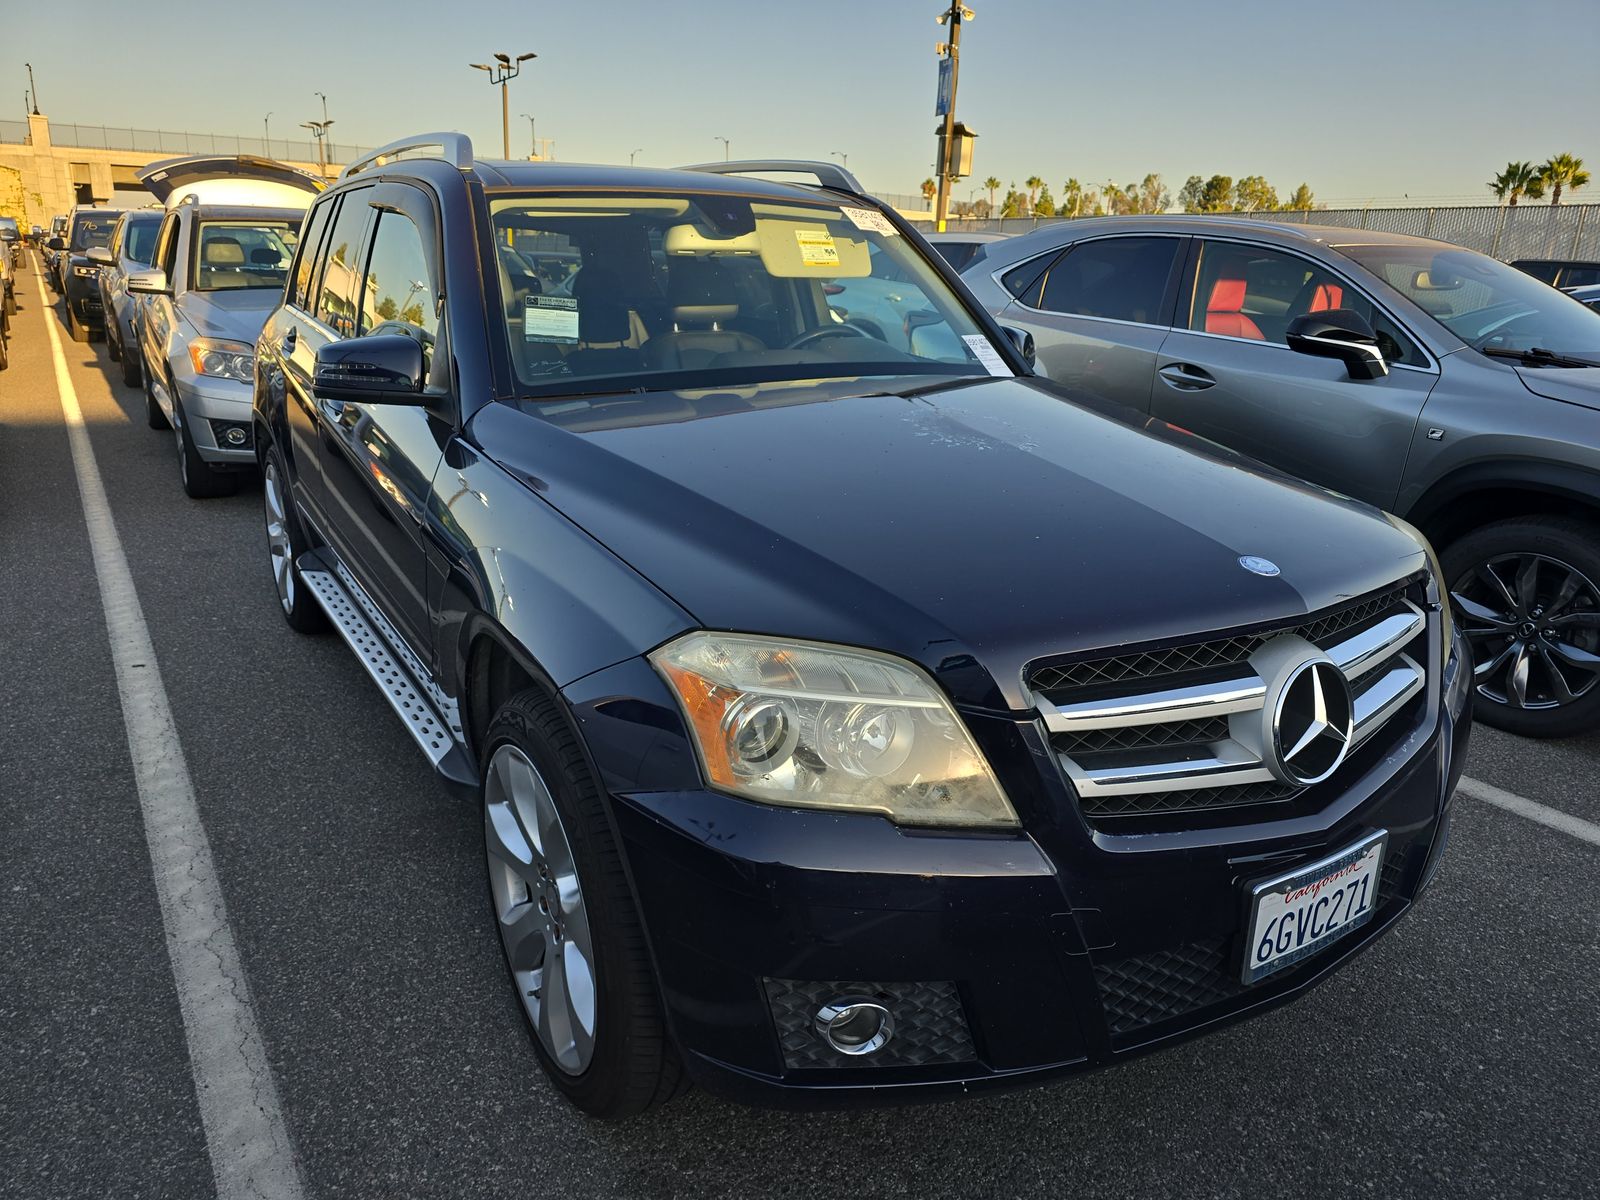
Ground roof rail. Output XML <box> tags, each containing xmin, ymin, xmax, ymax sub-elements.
<box><xmin>678</xmin><ymin>159</ymin><xmax>866</xmax><ymax>197</ymax></box>
<box><xmin>340</xmin><ymin>133</ymin><xmax>474</xmax><ymax>181</ymax></box>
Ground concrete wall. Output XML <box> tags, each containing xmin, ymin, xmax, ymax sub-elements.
<box><xmin>0</xmin><ymin>114</ymin><xmax>335</xmax><ymax>228</ymax></box>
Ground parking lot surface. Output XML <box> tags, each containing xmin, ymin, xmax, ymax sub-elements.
<box><xmin>3</xmin><ymin>254</ymin><xmax>1596</xmax><ymax>1199</ymax></box>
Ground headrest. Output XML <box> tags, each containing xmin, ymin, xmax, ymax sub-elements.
<box><xmin>1207</xmin><ymin>277</ymin><xmax>1247</xmax><ymax>313</ymax></box>
<box><xmin>580</xmin><ymin>298</ymin><xmax>632</xmax><ymax>345</ymax></box>
<box><xmin>668</xmin><ymin>259</ymin><xmax>739</xmax><ymax>328</ymax></box>
<box><xmin>249</xmin><ymin>247</ymin><xmax>279</xmax><ymax>266</ymax></box>
<box><xmin>204</xmin><ymin>238</ymin><xmax>245</xmax><ymax>266</ymax></box>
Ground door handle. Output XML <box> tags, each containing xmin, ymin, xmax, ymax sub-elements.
<box><xmin>1158</xmin><ymin>363</ymin><xmax>1216</xmax><ymax>390</ymax></box>
<box><xmin>318</xmin><ymin>398</ymin><xmax>345</xmax><ymax>423</ymax></box>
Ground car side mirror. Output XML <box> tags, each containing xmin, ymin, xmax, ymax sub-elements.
<box><xmin>313</xmin><ymin>334</ymin><xmax>427</xmax><ymax>404</ymax></box>
<box><xmin>47</xmin><ymin>237</ymin><xmax>65</xmax><ymax>251</ymax></box>
<box><xmin>86</xmin><ymin>246</ymin><xmax>113</xmax><ymax>266</ymax></box>
<box><xmin>1286</xmin><ymin>309</ymin><xmax>1388</xmax><ymax>380</ymax></box>
<box><xmin>126</xmin><ymin>268</ymin><xmax>171</xmax><ymax>295</ymax></box>
<box><xmin>1002</xmin><ymin>324</ymin><xmax>1037</xmax><ymax>370</ymax></box>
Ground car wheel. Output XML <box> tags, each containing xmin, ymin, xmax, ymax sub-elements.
<box><xmin>106</xmin><ymin>323</ymin><xmax>121</xmax><ymax>361</ymax></box>
<box><xmin>262</xmin><ymin>442</ymin><xmax>327</xmax><ymax>633</ymax></box>
<box><xmin>121</xmin><ymin>334</ymin><xmax>143</xmax><ymax>389</ymax></box>
<box><xmin>3</xmin><ymin>290</ymin><xmax>14</xmax><ymax>317</ymax></box>
<box><xmin>1443</xmin><ymin>516</ymin><xmax>1600</xmax><ymax>738</ymax></box>
<box><xmin>172</xmin><ymin>389</ymin><xmax>237</xmax><ymax>499</ymax></box>
<box><xmin>0</xmin><ymin>329</ymin><xmax>8</xmax><ymax>372</ymax></box>
<box><xmin>67</xmin><ymin>305</ymin><xmax>89</xmax><ymax>343</ymax></box>
<box><xmin>143</xmin><ymin>366</ymin><xmax>169</xmax><ymax>429</ymax></box>
<box><xmin>482</xmin><ymin>689</ymin><xmax>684</xmax><ymax>1118</ymax></box>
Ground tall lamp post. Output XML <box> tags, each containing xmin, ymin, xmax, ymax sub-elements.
<box><xmin>301</xmin><ymin>119</ymin><xmax>333</xmax><ymax>178</ymax></box>
<box><xmin>521</xmin><ymin>113</ymin><xmax>537</xmax><ymax>158</ymax></box>
<box><xmin>933</xmin><ymin>2</ymin><xmax>974</xmax><ymax>231</ymax></box>
<box><xmin>471</xmin><ymin>52</ymin><xmax>536</xmax><ymax>159</ymax></box>
<box><xmin>630</xmin><ymin>148</ymin><xmax>644</xmax><ymax>166</ymax></box>
<box><xmin>24</xmin><ymin>64</ymin><xmax>39</xmax><ymax>114</ymax></box>
<box><xmin>715</xmin><ymin>136</ymin><xmax>731</xmax><ymax>161</ymax></box>
<box><xmin>263</xmin><ymin>112</ymin><xmax>273</xmax><ymax>156</ymax></box>
<box><xmin>831</xmin><ymin>150</ymin><xmax>849</xmax><ymax>170</ymax></box>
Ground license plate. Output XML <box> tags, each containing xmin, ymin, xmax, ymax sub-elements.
<box><xmin>1242</xmin><ymin>831</ymin><xmax>1386</xmax><ymax>985</ymax></box>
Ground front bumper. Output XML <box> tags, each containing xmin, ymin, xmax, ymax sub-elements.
<box><xmin>567</xmin><ymin>626</ymin><xmax>1471</xmax><ymax>1109</ymax></box>
<box><xmin>173</xmin><ymin>372</ymin><xmax>256</xmax><ymax>464</ymax></box>
<box><xmin>66</xmin><ymin>275</ymin><xmax>104</xmax><ymax>326</ymax></box>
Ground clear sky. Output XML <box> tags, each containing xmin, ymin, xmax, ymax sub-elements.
<box><xmin>6</xmin><ymin>0</ymin><xmax>1598</xmax><ymax>205</ymax></box>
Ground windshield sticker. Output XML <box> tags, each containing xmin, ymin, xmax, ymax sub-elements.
<box><xmin>841</xmin><ymin>207</ymin><xmax>897</xmax><ymax>236</ymax></box>
<box><xmin>794</xmin><ymin>229</ymin><xmax>840</xmax><ymax>268</ymax></box>
<box><xmin>524</xmin><ymin>294</ymin><xmax>579</xmax><ymax>343</ymax></box>
<box><xmin>961</xmin><ymin>334</ymin><xmax>1014</xmax><ymax>377</ymax></box>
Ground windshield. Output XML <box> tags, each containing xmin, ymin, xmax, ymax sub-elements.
<box><xmin>124</xmin><ymin>215</ymin><xmax>161</xmax><ymax>266</ymax></box>
<box><xmin>1339</xmin><ymin>243</ymin><xmax>1600</xmax><ymax>361</ymax></box>
<box><xmin>71</xmin><ymin>213</ymin><xmax>122</xmax><ymax>251</ymax></box>
<box><xmin>488</xmin><ymin>191</ymin><xmax>1011</xmax><ymax>397</ymax></box>
<box><xmin>192</xmin><ymin>220</ymin><xmax>298</xmax><ymax>291</ymax></box>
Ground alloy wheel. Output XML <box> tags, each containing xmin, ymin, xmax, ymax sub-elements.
<box><xmin>484</xmin><ymin>745</ymin><xmax>598</xmax><ymax>1076</ymax></box>
<box><xmin>263</xmin><ymin>459</ymin><xmax>294</xmax><ymax>613</ymax></box>
<box><xmin>1452</xmin><ymin>552</ymin><xmax>1600</xmax><ymax>710</ymax></box>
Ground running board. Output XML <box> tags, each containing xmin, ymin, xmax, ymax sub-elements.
<box><xmin>295</xmin><ymin>549</ymin><xmax>476</xmax><ymax>793</ymax></box>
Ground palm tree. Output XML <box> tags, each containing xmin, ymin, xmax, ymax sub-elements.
<box><xmin>1062</xmin><ymin>178</ymin><xmax>1083</xmax><ymax>218</ymax></box>
<box><xmin>920</xmin><ymin>177</ymin><xmax>937</xmax><ymax>206</ymax></box>
<box><xmin>1539</xmin><ymin>153</ymin><xmax>1590</xmax><ymax>206</ymax></box>
<box><xmin>983</xmin><ymin>176</ymin><xmax>1000</xmax><ymax>213</ymax></box>
<box><xmin>1488</xmin><ymin>161</ymin><xmax>1545</xmax><ymax>206</ymax></box>
<box><xmin>1024</xmin><ymin>175</ymin><xmax>1044</xmax><ymax>215</ymax></box>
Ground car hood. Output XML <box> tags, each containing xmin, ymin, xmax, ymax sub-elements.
<box><xmin>472</xmin><ymin>377</ymin><xmax>1425</xmax><ymax>711</ymax></box>
<box><xmin>1514</xmin><ymin>365</ymin><xmax>1600</xmax><ymax>410</ymax></box>
<box><xmin>175</xmin><ymin>288</ymin><xmax>281</xmax><ymax>342</ymax></box>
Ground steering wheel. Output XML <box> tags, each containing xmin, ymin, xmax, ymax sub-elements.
<box><xmin>786</xmin><ymin>324</ymin><xmax>875</xmax><ymax>351</ymax></box>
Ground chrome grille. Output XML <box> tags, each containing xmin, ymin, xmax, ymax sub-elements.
<box><xmin>1032</xmin><ymin>581</ymin><xmax>1430</xmax><ymax>827</ymax></box>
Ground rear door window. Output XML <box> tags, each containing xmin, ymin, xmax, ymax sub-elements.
<box><xmin>1036</xmin><ymin>236</ymin><xmax>1181</xmax><ymax>325</ymax></box>
<box><xmin>289</xmin><ymin>198</ymin><xmax>335</xmax><ymax>310</ymax></box>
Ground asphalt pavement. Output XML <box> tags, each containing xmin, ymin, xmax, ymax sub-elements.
<box><xmin>2</xmin><ymin>253</ymin><xmax>1596</xmax><ymax>1199</ymax></box>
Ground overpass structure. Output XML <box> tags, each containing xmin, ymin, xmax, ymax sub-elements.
<box><xmin>0</xmin><ymin>113</ymin><xmax>367</xmax><ymax>224</ymax></box>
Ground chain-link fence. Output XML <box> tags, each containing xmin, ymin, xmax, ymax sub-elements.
<box><xmin>933</xmin><ymin>203</ymin><xmax>1600</xmax><ymax>263</ymax></box>
<box><xmin>0</xmin><ymin>119</ymin><xmax>374</xmax><ymax>168</ymax></box>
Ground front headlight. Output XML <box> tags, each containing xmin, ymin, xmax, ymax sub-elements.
<box><xmin>188</xmin><ymin>337</ymin><xmax>255</xmax><ymax>383</ymax></box>
<box><xmin>1385</xmin><ymin>513</ymin><xmax>1454</xmax><ymax>660</ymax></box>
<box><xmin>73</xmin><ymin>265</ymin><xmax>97</xmax><ymax>277</ymax></box>
<box><xmin>651</xmin><ymin>631</ymin><xmax>1019</xmax><ymax>828</ymax></box>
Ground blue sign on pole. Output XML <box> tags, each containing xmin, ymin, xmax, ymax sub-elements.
<box><xmin>935</xmin><ymin>57</ymin><xmax>953</xmax><ymax>116</ymax></box>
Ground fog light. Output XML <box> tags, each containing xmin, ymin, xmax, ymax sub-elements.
<box><xmin>223</xmin><ymin>426</ymin><xmax>247</xmax><ymax>446</ymax></box>
<box><xmin>813</xmin><ymin>997</ymin><xmax>894</xmax><ymax>1056</ymax></box>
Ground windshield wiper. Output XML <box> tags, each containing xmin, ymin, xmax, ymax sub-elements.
<box><xmin>1478</xmin><ymin>346</ymin><xmax>1600</xmax><ymax>369</ymax></box>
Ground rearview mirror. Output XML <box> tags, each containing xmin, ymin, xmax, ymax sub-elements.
<box><xmin>1286</xmin><ymin>309</ymin><xmax>1388</xmax><ymax>380</ymax></box>
<box><xmin>47</xmin><ymin>236</ymin><xmax>65</xmax><ymax>251</ymax></box>
<box><xmin>86</xmin><ymin>246</ymin><xmax>113</xmax><ymax>266</ymax></box>
<box><xmin>126</xmin><ymin>268</ymin><xmax>170</xmax><ymax>296</ymax></box>
<box><xmin>313</xmin><ymin>334</ymin><xmax>427</xmax><ymax>404</ymax></box>
<box><xmin>1411</xmin><ymin>269</ymin><xmax>1463</xmax><ymax>291</ymax></box>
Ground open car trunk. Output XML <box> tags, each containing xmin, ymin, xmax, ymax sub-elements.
<box><xmin>138</xmin><ymin>156</ymin><xmax>324</xmax><ymax>209</ymax></box>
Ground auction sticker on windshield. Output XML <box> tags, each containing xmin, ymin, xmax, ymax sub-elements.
<box><xmin>524</xmin><ymin>295</ymin><xmax>579</xmax><ymax>343</ymax></box>
<box><xmin>1242</xmin><ymin>831</ymin><xmax>1386</xmax><ymax>984</ymax></box>
<box><xmin>794</xmin><ymin>230</ymin><xmax>840</xmax><ymax>268</ymax></box>
<box><xmin>841</xmin><ymin>207</ymin><xmax>897</xmax><ymax>236</ymax></box>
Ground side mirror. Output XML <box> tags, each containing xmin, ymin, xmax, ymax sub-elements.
<box><xmin>1286</xmin><ymin>309</ymin><xmax>1388</xmax><ymax>380</ymax></box>
<box><xmin>313</xmin><ymin>334</ymin><xmax>427</xmax><ymax>404</ymax></box>
<box><xmin>1002</xmin><ymin>324</ymin><xmax>1037</xmax><ymax>370</ymax></box>
<box><xmin>127</xmin><ymin>268</ymin><xmax>171</xmax><ymax>296</ymax></box>
<box><xmin>86</xmin><ymin>246</ymin><xmax>113</xmax><ymax>266</ymax></box>
<box><xmin>47</xmin><ymin>236</ymin><xmax>65</xmax><ymax>251</ymax></box>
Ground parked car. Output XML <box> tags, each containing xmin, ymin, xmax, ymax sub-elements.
<box><xmin>57</xmin><ymin>207</ymin><xmax>125</xmax><ymax>341</ymax></box>
<box><xmin>923</xmin><ymin>229</ymin><xmax>1008</xmax><ymax>271</ymax></box>
<box><xmin>1512</xmin><ymin>258</ymin><xmax>1600</xmax><ymax>290</ymax></box>
<box><xmin>252</xmin><ymin>136</ymin><xmax>1468</xmax><ymax>1118</ymax></box>
<box><xmin>92</xmin><ymin>208</ymin><xmax>164</xmax><ymax>386</ymax></box>
<box><xmin>130</xmin><ymin>155</ymin><xmax>321</xmax><ymax>497</ymax></box>
<box><xmin>43</xmin><ymin>215</ymin><xmax>69</xmax><ymax>289</ymax></box>
<box><xmin>0</xmin><ymin>219</ymin><xmax>16</xmax><ymax>318</ymax></box>
<box><xmin>964</xmin><ymin>216</ymin><xmax>1600</xmax><ymax>737</ymax></box>
<box><xmin>1567</xmin><ymin>283</ymin><xmax>1600</xmax><ymax>313</ymax></box>
<box><xmin>0</xmin><ymin>216</ymin><xmax>20</xmax><ymax>271</ymax></box>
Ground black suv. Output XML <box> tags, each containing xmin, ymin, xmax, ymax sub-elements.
<box><xmin>253</xmin><ymin>134</ymin><xmax>1470</xmax><ymax>1117</ymax></box>
<box><xmin>52</xmin><ymin>207</ymin><xmax>124</xmax><ymax>342</ymax></box>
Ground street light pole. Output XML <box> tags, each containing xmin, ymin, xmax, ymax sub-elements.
<box><xmin>715</xmin><ymin>136</ymin><xmax>730</xmax><ymax>161</ymax></box>
<box><xmin>315</xmin><ymin>91</ymin><xmax>328</xmax><ymax>124</ymax></box>
<box><xmin>301</xmin><ymin>120</ymin><xmax>333</xmax><ymax>178</ymax></box>
<box><xmin>521</xmin><ymin>113</ymin><xmax>537</xmax><ymax>158</ymax></box>
<box><xmin>471</xmin><ymin>53</ymin><xmax>536</xmax><ymax>159</ymax></box>
<box><xmin>25</xmin><ymin>63</ymin><xmax>39</xmax><ymax>114</ymax></box>
<box><xmin>831</xmin><ymin>150</ymin><xmax>849</xmax><ymax>170</ymax></box>
<box><xmin>264</xmin><ymin>112</ymin><xmax>273</xmax><ymax>156</ymax></box>
<box><xmin>630</xmin><ymin>148</ymin><xmax>644</xmax><ymax>166</ymax></box>
<box><xmin>933</xmin><ymin>2</ymin><xmax>971</xmax><ymax>232</ymax></box>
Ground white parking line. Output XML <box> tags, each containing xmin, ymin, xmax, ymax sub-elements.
<box><xmin>35</xmin><ymin>261</ymin><xmax>304</xmax><ymax>1200</ymax></box>
<box><xmin>1457</xmin><ymin>775</ymin><xmax>1600</xmax><ymax>849</ymax></box>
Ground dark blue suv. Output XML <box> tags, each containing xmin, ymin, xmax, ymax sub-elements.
<box><xmin>252</xmin><ymin>133</ymin><xmax>1471</xmax><ymax>1117</ymax></box>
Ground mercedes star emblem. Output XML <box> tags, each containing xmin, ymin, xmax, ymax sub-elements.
<box><xmin>1239</xmin><ymin>556</ymin><xmax>1281</xmax><ymax>577</ymax></box>
<box><xmin>1272</xmin><ymin>659</ymin><xmax>1354</xmax><ymax>785</ymax></box>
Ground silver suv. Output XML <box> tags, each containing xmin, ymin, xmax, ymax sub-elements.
<box><xmin>963</xmin><ymin>216</ymin><xmax>1600</xmax><ymax>738</ymax></box>
<box><xmin>129</xmin><ymin>156</ymin><xmax>321</xmax><ymax>497</ymax></box>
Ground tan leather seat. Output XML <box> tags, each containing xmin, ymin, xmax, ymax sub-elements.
<box><xmin>642</xmin><ymin>260</ymin><xmax>765</xmax><ymax>371</ymax></box>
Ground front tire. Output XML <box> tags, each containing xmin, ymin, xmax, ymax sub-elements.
<box><xmin>67</xmin><ymin>305</ymin><xmax>89</xmax><ymax>343</ymax></box>
<box><xmin>482</xmin><ymin>689</ymin><xmax>683</xmax><ymax>1118</ymax></box>
<box><xmin>1442</xmin><ymin>516</ymin><xmax>1600</xmax><ymax>738</ymax></box>
<box><xmin>262</xmin><ymin>442</ymin><xmax>327</xmax><ymax>633</ymax></box>
<box><xmin>172</xmin><ymin>389</ymin><xmax>237</xmax><ymax>499</ymax></box>
<box><xmin>121</xmin><ymin>332</ymin><xmax>143</xmax><ymax>388</ymax></box>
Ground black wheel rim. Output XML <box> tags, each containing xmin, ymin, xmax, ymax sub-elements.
<box><xmin>1452</xmin><ymin>552</ymin><xmax>1600</xmax><ymax>711</ymax></box>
